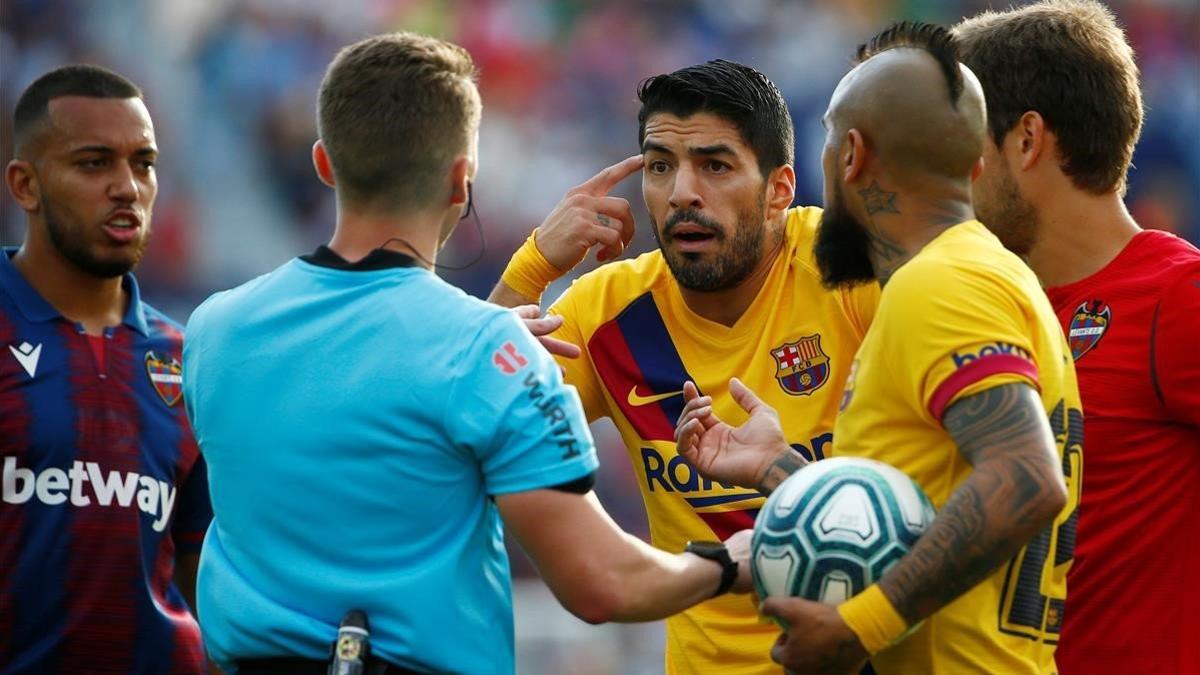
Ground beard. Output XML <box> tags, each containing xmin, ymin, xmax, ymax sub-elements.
<box><xmin>652</xmin><ymin>195</ymin><xmax>769</xmax><ymax>292</ymax></box>
<box><xmin>975</xmin><ymin>162</ymin><xmax>1039</xmax><ymax>256</ymax></box>
<box><xmin>43</xmin><ymin>196</ymin><xmax>146</xmax><ymax>279</ymax></box>
<box><xmin>814</xmin><ymin>181</ymin><xmax>876</xmax><ymax>289</ymax></box>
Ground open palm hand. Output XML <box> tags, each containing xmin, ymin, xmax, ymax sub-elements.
<box><xmin>675</xmin><ymin>378</ymin><xmax>793</xmax><ymax>491</ymax></box>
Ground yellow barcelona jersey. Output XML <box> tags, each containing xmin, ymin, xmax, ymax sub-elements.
<box><xmin>548</xmin><ymin>207</ymin><xmax>879</xmax><ymax>674</ymax></box>
<box><xmin>834</xmin><ymin>221</ymin><xmax>1083</xmax><ymax>674</ymax></box>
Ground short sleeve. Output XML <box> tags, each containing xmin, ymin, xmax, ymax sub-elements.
<box><xmin>883</xmin><ymin>260</ymin><xmax>1040</xmax><ymax>423</ymax></box>
<box><xmin>446</xmin><ymin>310</ymin><xmax>599</xmax><ymax>496</ymax></box>
<box><xmin>171</xmin><ymin>453</ymin><xmax>212</xmax><ymax>555</ymax></box>
<box><xmin>547</xmin><ymin>282</ymin><xmax>607</xmax><ymax>422</ymax></box>
<box><xmin>1152</xmin><ymin>265</ymin><xmax>1200</xmax><ymax>428</ymax></box>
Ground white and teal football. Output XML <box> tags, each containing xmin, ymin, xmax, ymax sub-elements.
<box><xmin>751</xmin><ymin>457</ymin><xmax>936</xmax><ymax>605</ymax></box>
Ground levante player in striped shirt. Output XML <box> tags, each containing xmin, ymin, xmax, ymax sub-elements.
<box><xmin>1</xmin><ymin>66</ymin><xmax>211</xmax><ymax>673</ymax></box>
<box><xmin>956</xmin><ymin>2</ymin><xmax>1200</xmax><ymax>673</ymax></box>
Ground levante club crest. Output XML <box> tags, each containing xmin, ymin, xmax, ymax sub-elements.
<box><xmin>1068</xmin><ymin>300</ymin><xmax>1111</xmax><ymax>361</ymax></box>
<box><xmin>771</xmin><ymin>335</ymin><xmax>830</xmax><ymax>396</ymax></box>
<box><xmin>145</xmin><ymin>351</ymin><xmax>183</xmax><ymax>407</ymax></box>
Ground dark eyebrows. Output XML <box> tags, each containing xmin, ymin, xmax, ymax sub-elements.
<box><xmin>69</xmin><ymin>144</ymin><xmax>158</xmax><ymax>158</ymax></box>
<box><xmin>70</xmin><ymin>145</ymin><xmax>115</xmax><ymax>155</ymax></box>
<box><xmin>689</xmin><ymin>144</ymin><xmax>735</xmax><ymax>158</ymax></box>
<box><xmin>641</xmin><ymin>141</ymin><xmax>737</xmax><ymax>158</ymax></box>
<box><xmin>641</xmin><ymin>140</ymin><xmax>671</xmax><ymax>155</ymax></box>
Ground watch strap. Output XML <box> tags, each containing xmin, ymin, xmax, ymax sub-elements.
<box><xmin>685</xmin><ymin>541</ymin><xmax>737</xmax><ymax>597</ymax></box>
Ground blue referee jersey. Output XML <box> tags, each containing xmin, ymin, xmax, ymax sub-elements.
<box><xmin>183</xmin><ymin>247</ymin><xmax>598</xmax><ymax>674</ymax></box>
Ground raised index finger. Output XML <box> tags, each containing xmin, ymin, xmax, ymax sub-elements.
<box><xmin>574</xmin><ymin>155</ymin><xmax>644</xmax><ymax>197</ymax></box>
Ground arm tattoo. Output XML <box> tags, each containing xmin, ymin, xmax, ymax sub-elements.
<box><xmin>756</xmin><ymin>448</ymin><xmax>806</xmax><ymax>495</ymax></box>
<box><xmin>877</xmin><ymin>383</ymin><xmax>1063</xmax><ymax>624</ymax></box>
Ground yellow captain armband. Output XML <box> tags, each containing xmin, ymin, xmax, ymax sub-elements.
<box><xmin>836</xmin><ymin>584</ymin><xmax>910</xmax><ymax>655</ymax></box>
<box><xmin>499</xmin><ymin>230</ymin><xmax>564</xmax><ymax>303</ymax></box>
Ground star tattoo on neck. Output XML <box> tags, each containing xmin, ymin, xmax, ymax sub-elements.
<box><xmin>859</xmin><ymin>180</ymin><xmax>900</xmax><ymax>215</ymax></box>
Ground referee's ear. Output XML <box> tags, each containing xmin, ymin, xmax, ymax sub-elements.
<box><xmin>447</xmin><ymin>154</ymin><xmax>471</xmax><ymax>210</ymax></box>
<box><xmin>312</xmin><ymin>139</ymin><xmax>336</xmax><ymax>188</ymax></box>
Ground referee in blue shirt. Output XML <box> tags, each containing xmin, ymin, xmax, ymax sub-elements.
<box><xmin>182</xmin><ymin>32</ymin><xmax>752</xmax><ymax>675</ymax></box>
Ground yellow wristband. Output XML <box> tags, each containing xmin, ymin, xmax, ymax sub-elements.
<box><xmin>836</xmin><ymin>584</ymin><xmax>909</xmax><ymax>654</ymax></box>
<box><xmin>499</xmin><ymin>231</ymin><xmax>563</xmax><ymax>303</ymax></box>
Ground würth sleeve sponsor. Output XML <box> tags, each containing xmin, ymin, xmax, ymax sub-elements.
<box><xmin>1151</xmin><ymin>267</ymin><xmax>1200</xmax><ymax>428</ymax></box>
<box><xmin>446</xmin><ymin>311</ymin><xmax>598</xmax><ymax>496</ymax></box>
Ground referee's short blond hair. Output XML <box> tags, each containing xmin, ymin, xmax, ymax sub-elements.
<box><xmin>317</xmin><ymin>32</ymin><xmax>481</xmax><ymax>211</ymax></box>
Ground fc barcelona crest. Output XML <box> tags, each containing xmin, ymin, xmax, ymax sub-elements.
<box><xmin>771</xmin><ymin>335</ymin><xmax>830</xmax><ymax>396</ymax></box>
<box><xmin>145</xmin><ymin>351</ymin><xmax>183</xmax><ymax>407</ymax></box>
<box><xmin>1068</xmin><ymin>300</ymin><xmax>1111</xmax><ymax>361</ymax></box>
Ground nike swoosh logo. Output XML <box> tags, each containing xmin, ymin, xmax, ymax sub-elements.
<box><xmin>9</xmin><ymin>342</ymin><xmax>42</xmax><ymax>378</ymax></box>
<box><xmin>627</xmin><ymin>386</ymin><xmax>685</xmax><ymax>407</ymax></box>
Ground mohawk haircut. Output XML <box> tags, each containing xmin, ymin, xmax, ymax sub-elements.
<box><xmin>855</xmin><ymin>21</ymin><xmax>964</xmax><ymax>107</ymax></box>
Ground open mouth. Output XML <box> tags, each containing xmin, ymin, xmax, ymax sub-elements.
<box><xmin>673</xmin><ymin>231</ymin><xmax>714</xmax><ymax>243</ymax></box>
<box><xmin>668</xmin><ymin>222</ymin><xmax>719</xmax><ymax>250</ymax></box>
<box><xmin>102</xmin><ymin>212</ymin><xmax>142</xmax><ymax>243</ymax></box>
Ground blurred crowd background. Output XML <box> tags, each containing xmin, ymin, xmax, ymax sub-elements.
<box><xmin>2</xmin><ymin>0</ymin><xmax>1197</xmax><ymax>672</ymax></box>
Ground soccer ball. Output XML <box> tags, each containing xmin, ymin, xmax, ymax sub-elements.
<box><xmin>751</xmin><ymin>457</ymin><xmax>935</xmax><ymax>605</ymax></box>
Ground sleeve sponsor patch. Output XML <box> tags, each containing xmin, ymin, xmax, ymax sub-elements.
<box><xmin>491</xmin><ymin>341</ymin><xmax>529</xmax><ymax>375</ymax></box>
<box><xmin>520</xmin><ymin>371</ymin><xmax>583</xmax><ymax>460</ymax></box>
<box><xmin>929</xmin><ymin>341</ymin><xmax>1039</xmax><ymax>421</ymax></box>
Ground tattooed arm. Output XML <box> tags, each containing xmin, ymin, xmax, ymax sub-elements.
<box><xmin>877</xmin><ymin>382</ymin><xmax>1067</xmax><ymax>624</ymax></box>
<box><xmin>757</xmin><ymin>450</ymin><xmax>807</xmax><ymax>494</ymax></box>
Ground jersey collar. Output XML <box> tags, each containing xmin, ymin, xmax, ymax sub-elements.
<box><xmin>300</xmin><ymin>245</ymin><xmax>421</xmax><ymax>271</ymax></box>
<box><xmin>1</xmin><ymin>247</ymin><xmax>150</xmax><ymax>336</ymax></box>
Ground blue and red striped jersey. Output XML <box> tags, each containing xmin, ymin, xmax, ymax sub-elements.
<box><xmin>0</xmin><ymin>248</ymin><xmax>212</xmax><ymax>674</ymax></box>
